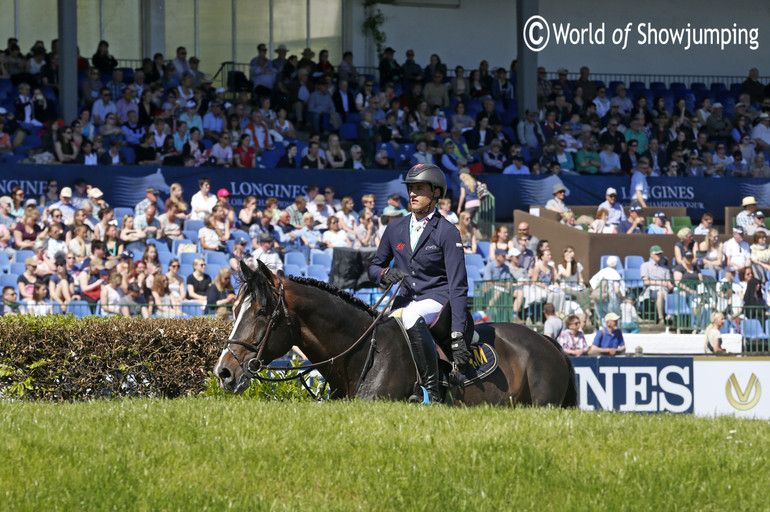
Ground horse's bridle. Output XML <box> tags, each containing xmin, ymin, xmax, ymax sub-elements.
<box><xmin>222</xmin><ymin>276</ymin><xmax>401</xmax><ymax>393</ymax></box>
<box><xmin>223</xmin><ymin>279</ymin><xmax>291</xmax><ymax>380</ymax></box>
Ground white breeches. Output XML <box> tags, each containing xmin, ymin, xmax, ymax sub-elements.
<box><xmin>402</xmin><ymin>298</ymin><xmax>443</xmax><ymax>330</ymax></box>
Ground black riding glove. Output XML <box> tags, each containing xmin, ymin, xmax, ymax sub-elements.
<box><xmin>450</xmin><ymin>331</ymin><xmax>471</xmax><ymax>371</ymax></box>
<box><xmin>382</xmin><ymin>267</ymin><xmax>408</xmax><ymax>285</ymax></box>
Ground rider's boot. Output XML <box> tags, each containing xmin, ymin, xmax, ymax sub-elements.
<box><xmin>406</xmin><ymin>317</ymin><xmax>440</xmax><ymax>404</ymax></box>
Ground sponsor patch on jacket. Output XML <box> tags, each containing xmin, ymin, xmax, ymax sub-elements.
<box><xmin>455</xmin><ymin>242</ymin><xmax>462</xmax><ymax>247</ymax></box>
<box><xmin>396</xmin><ymin>243</ymin><xmax>405</xmax><ymax>250</ymax></box>
<box><xmin>425</xmin><ymin>244</ymin><xmax>439</xmax><ymax>251</ymax></box>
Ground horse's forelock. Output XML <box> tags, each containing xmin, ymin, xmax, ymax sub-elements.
<box><xmin>237</xmin><ymin>268</ymin><xmax>276</xmax><ymax>311</ymax></box>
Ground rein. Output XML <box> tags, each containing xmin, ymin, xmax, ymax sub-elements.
<box><xmin>223</xmin><ymin>276</ymin><xmax>402</xmax><ymax>398</ymax></box>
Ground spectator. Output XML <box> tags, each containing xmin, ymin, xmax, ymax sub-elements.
<box><xmin>134</xmin><ymin>205</ymin><xmax>163</xmax><ymax>244</ymax></box>
<box><xmin>298</xmin><ymin>212</ymin><xmax>324</xmax><ymax>251</ymax></box>
<box><xmin>24</xmin><ymin>282</ymin><xmax>52</xmax><ymax>316</ymax></box>
<box><xmin>647</xmin><ymin>211</ymin><xmax>673</xmax><ymax>235</ymax></box>
<box><xmin>190</xmin><ymin>177</ymin><xmax>217</xmax><ymax>221</ymax></box>
<box><xmin>589</xmin><ymin>312</ymin><xmax>626</xmax><ymax>355</ymax></box>
<box><xmin>750</xmin><ymin>231</ymin><xmax>770</xmax><ymax>280</ymax></box>
<box><xmin>99</xmin><ymin>139</ymin><xmax>125</xmax><ymax>165</ymax></box>
<box><xmin>588</xmin><ymin>209</ymin><xmax>615</xmax><ymax>234</ymax></box>
<box><xmin>199</xmin><ymin>213</ymin><xmax>227</xmax><ymax>252</ymax></box>
<box><xmin>307</xmin><ymin>80</ymin><xmax>340</xmax><ymax>133</ymax></box>
<box><xmin>575</xmin><ymin>137</ymin><xmax>601</xmax><ymax>174</ymax></box>
<box><xmin>739</xmin><ymin>265</ymin><xmax>765</xmax><ymax>322</ymax></box>
<box><xmin>119</xmin><ymin>214</ymin><xmax>145</xmax><ymax>253</ymax></box>
<box><xmin>542</xmin><ymin>302</ymin><xmax>564</xmax><ymax>339</ymax></box>
<box><xmin>706</xmin><ymin>103</ymin><xmax>732</xmax><ymax>141</ymax></box>
<box><xmin>517</xmin><ymin>110</ymin><xmax>545</xmax><ymax>160</ymax></box>
<box><xmin>186</xmin><ymin>258</ymin><xmax>211</xmax><ymax>307</ymax></box>
<box><xmin>1</xmin><ymin>286</ymin><xmax>21</xmax><ymax>316</ymax></box>
<box><xmin>456</xmin><ymin>169</ymin><xmax>483</xmax><ymax>221</ymax></box>
<box><xmin>557</xmin><ymin>314</ymin><xmax>588</xmax><ymax>356</ymax></box>
<box><xmin>545</xmin><ymin>183</ymin><xmax>569</xmax><ymax>213</ymax></box>
<box><xmin>483</xmin><ymin>248</ymin><xmax>513</xmax><ymax>281</ymax></box>
<box><xmin>723</xmin><ymin>226</ymin><xmax>751</xmax><ymax>271</ymax></box>
<box><xmin>353</xmin><ymin>210</ymin><xmax>379</xmax><ymax>250</ymax></box>
<box><xmin>152</xmin><ymin>274</ymin><xmax>182</xmax><ymax>318</ymax></box>
<box><xmin>301</xmin><ymin>140</ymin><xmax>327</xmax><ymax>169</ymax></box>
<box><xmin>458</xmin><ymin>211</ymin><xmax>477</xmax><ymax>255</ymax></box>
<box><xmin>673</xmin><ymin>227</ymin><xmax>697</xmax><ymax>265</ymax></box>
<box><xmin>698</xmin><ymin>228</ymin><xmax>724</xmax><ymax>271</ymax></box>
<box><xmin>252</xmin><ymin>233</ymin><xmax>283</xmax><ymax>272</ymax></box>
<box><xmin>323</xmin><ymin>216</ymin><xmax>351</xmax><ymax>248</ymax></box>
<box><xmin>704</xmin><ymin>312</ymin><xmax>727</xmax><ymax>353</ymax></box>
<box><xmin>165</xmin><ymin>258</ymin><xmax>186</xmax><ymax>301</ymax></box>
<box><xmin>210</xmin><ymin>133</ymin><xmax>234</xmax><ymax>166</ymax></box>
<box><xmin>13</xmin><ymin>205</ymin><xmax>42</xmax><ymax>251</ymax></box>
<box><xmin>640</xmin><ymin>245</ymin><xmax>673</xmax><ymax>325</ymax></box>
<box><xmin>629</xmin><ymin>158</ymin><xmax>651</xmax><ymax>208</ymax></box>
<box><xmin>589</xmin><ymin>254</ymin><xmax>624</xmax><ymax>317</ymax></box>
<box><xmin>78</xmin><ymin>258</ymin><xmax>105</xmax><ymax>311</ymax></box>
<box><xmin>693</xmin><ymin>212</ymin><xmax>714</xmax><ymax>236</ymax></box>
<box><xmin>620</xmin><ymin>293</ymin><xmax>642</xmax><ymax>334</ymax></box>
<box><xmin>735</xmin><ymin>196</ymin><xmax>757</xmax><ymax>230</ymax></box>
<box><xmin>746</xmin><ymin>211</ymin><xmax>770</xmax><ymax>237</ymax></box>
<box><xmin>99</xmin><ymin>272</ymin><xmax>123</xmax><ymax>317</ymax></box>
<box><xmin>91</xmin><ymin>87</ymin><xmax>116</xmax><ymax>126</ymax></box>
<box><xmin>502</xmin><ymin>154</ymin><xmax>530</xmax><ymax>175</ymax></box>
<box><xmin>120</xmin><ymin>282</ymin><xmax>150</xmax><ymax>319</ymax></box>
<box><xmin>378</xmin><ymin>47</ymin><xmax>402</xmax><ymax>85</ymax></box>
<box><xmin>673</xmin><ymin>250</ymin><xmax>702</xmax><ymax>302</ymax></box>
<box><xmin>597</xmin><ymin>187</ymin><xmax>625</xmax><ymax>226</ymax></box>
<box><xmin>206</xmin><ymin>267</ymin><xmax>236</xmax><ymax>319</ymax></box>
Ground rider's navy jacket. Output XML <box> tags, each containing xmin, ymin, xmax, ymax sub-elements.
<box><xmin>369</xmin><ymin>210</ymin><xmax>469</xmax><ymax>332</ymax></box>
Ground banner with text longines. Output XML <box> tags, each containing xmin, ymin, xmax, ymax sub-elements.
<box><xmin>573</xmin><ymin>356</ymin><xmax>770</xmax><ymax>419</ymax></box>
<box><xmin>0</xmin><ymin>164</ymin><xmax>764</xmax><ymax>221</ymax></box>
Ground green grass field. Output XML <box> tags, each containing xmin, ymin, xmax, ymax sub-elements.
<box><xmin>1</xmin><ymin>399</ymin><xmax>768</xmax><ymax>511</ymax></box>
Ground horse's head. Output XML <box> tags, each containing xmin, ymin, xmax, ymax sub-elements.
<box><xmin>214</xmin><ymin>259</ymin><xmax>295</xmax><ymax>393</ymax></box>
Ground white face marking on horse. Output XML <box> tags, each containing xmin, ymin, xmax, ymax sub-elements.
<box><xmin>215</xmin><ymin>295</ymin><xmax>252</xmax><ymax>376</ymax></box>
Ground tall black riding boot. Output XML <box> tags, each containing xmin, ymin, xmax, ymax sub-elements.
<box><xmin>406</xmin><ymin>318</ymin><xmax>440</xmax><ymax>404</ymax></box>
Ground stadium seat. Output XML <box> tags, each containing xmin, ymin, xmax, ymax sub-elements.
<box><xmin>465</xmin><ymin>264</ymin><xmax>483</xmax><ymax>280</ymax></box>
<box><xmin>306</xmin><ymin>264</ymin><xmax>329</xmax><ymax>282</ymax></box>
<box><xmin>179</xmin><ymin>263</ymin><xmax>194</xmax><ymax>277</ymax></box>
<box><xmin>13</xmin><ymin>249</ymin><xmax>34</xmax><ymax>264</ymax></box>
<box><xmin>701</xmin><ymin>268</ymin><xmax>716</xmax><ymax>280</ymax></box>
<box><xmin>184</xmin><ymin>219</ymin><xmax>205</xmax><ymax>232</ymax></box>
<box><xmin>340</xmin><ymin>123</ymin><xmax>357</xmax><ymax>141</ymax></box>
<box><xmin>181</xmin><ymin>230</ymin><xmax>200</xmax><ymax>245</ymax></box>
<box><xmin>0</xmin><ymin>273</ymin><xmax>19</xmax><ymax>291</ymax></box>
<box><xmin>180</xmin><ymin>252</ymin><xmax>203</xmax><ymax>266</ymax></box>
<box><xmin>669</xmin><ymin>82</ymin><xmax>686</xmax><ymax>91</ymax></box>
<box><xmin>172</xmin><ymin>238</ymin><xmax>194</xmax><ymax>256</ymax></box>
<box><xmin>464</xmin><ymin>253</ymin><xmax>484</xmax><ymax>269</ymax></box>
<box><xmin>260</xmin><ymin>149</ymin><xmax>282</xmax><ymax>168</ymax></box>
<box><xmin>0</xmin><ymin>251</ymin><xmax>9</xmax><ymax>273</ymax></box>
<box><xmin>181</xmin><ymin>301</ymin><xmax>204</xmax><ymax>317</ymax></box>
<box><xmin>9</xmin><ymin>262</ymin><xmax>25</xmax><ymax>275</ymax></box>
<box><xmin>310</xmin><ymin>251</ymin><xmax>332</xmax><ymax>271</ymax></box>
<box><xmin>476</xmin><ymin>241</ymin><xmax>490</xmax><ymax>263</ymax></box>
<box><xmin>467</xmin><ymin>277</ymin><xmax>476</xmax><ymax>297</ymax></box>
<box><xmin>600</xmin><ymin>255</ymin><xmax>622</xmax><ymax>270</ymax></box>
<box><xmin>650</xmin><ymin>81</ymin><xmax>666</xmax><ymax>90</ymax></box>
<box><xmin>665</xmin><ymin>293</ymin><xmax>693</xmax><ymax>331</ymax></box>
<box><xmin>710</xmin><ymin>82</ymin><xmax>727</xmax><ymax>93</ymax></box>
<box><xmin>624</xmin><ymin>255</ymin><xmax>645</xmax><ymax>270</ymax></box>
<box><xmin>204</xmin><ymin>250</ymin><xmax>229</xmax><ymax>267</ymax></box>
<box><xmin>114</xmin><ymin>207</ymin><xmax>134</xmax><ymax>228</ymax></box>
<box><xmin>230</xmin><ymin>229</ymin><xmax>249</xmax><ymax>241</ymax></box>
<box><xmin>120</xmin><ymin>147</ymin><xmax>136</xmax><ymax>165</ymax></box>
<box><xmin>283</xmin><ymin>263</ymin><xmax>303</xmax><ymax>277</ymax></box>
<box><xmin>690</xmin><ymin>82</ymin><xmax>707</xmax><ymax>92</ymax></box>
<box><xmin>672</xmin><ymin>216</ymin><xmax>692</xmax><ymax>229</ymax></box>
<box><xmin>284</xmin><ymin>252</ymin><xmax>308</xmax><ymax>274</ymax></box>
<box><xmin>741</xmin><ymin>319</ymin><xmax>765</xmax><ymax>340</ymax></box>
<box><xmin>67</xmin><ymin>300</ymin><xmax>92</xmax><ymax>319</ymax></box>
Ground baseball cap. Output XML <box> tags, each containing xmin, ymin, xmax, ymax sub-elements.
<box><xmin>508</xmin><ymin>248</ymin><xmax>521</xmax><ymax>258</ymax></box>
<box><xmin>216</xmin><ymin>188</ymin><xmax>231</xmax><ymax>197</ymax></box>
<box><xmin>25</xmin><ymin>198</ymin><xmax>37</xmax><ymax>207</ymax></box>
<box><xmin>605</xmin><ymin>312</ymin><xmax>620</xmax><ymax>323</ymax></box>
<box><xmin>121</xmin><ymin>251</ymin><xmax>134</xmax><ymax>259</ymax></box>
<box><xmin>235</xmin><ymin>237</ymin><xmax>248</xmax><ymax>245</ymax></box>
<box><xmin>553</xmin><ymin>183</ymin><xmax>566</xmax><ymax>194</ymax></box>
<box><xmin>88</xmin><ymin>187</ymin><xmax>103</xmax><ymax>199</ymax></box>
<box><xmin>60</xmin><ymin>187</ymin><xmax>72</xmax><ymax>197</ymax></box>
<box><xmin>733</xmin><ymin>226</ymin><xmax>745</xmax><ymax>234</ymax></box>
<box><xmin>649</xmin><ymin>245</ymin><xmax>663</xmax><ymax>254</ymax></box>
<box><xmin>654</xmin><ymin>211</ymin><xmax>666</xmax><ymax>219</ymax></box>
<box><xmin>630</xmin><ymin>204</ymin><xmax>642</xmax><ymax>213</ymax></box>
<box><xmin>314</xmin><ymin>195</ymin><xmax>326</xmax><ymax>205</ymax></box>
<box><xmin>127</xmin><ymin>283</ymin><xmax>141</xmax><ymax>293</ymax></box>
<box><xmin>494</xmin><ymin>248</ymin><xmax>507</xmax><ymax>256</ymax></box>
<box><xmin>259</xmin><ymin>232</ymin><xmax>273</xmax><ymax>243</ymax></box>
<box><xmin>146</xmin><ymin>187</ymin><xmax>159</xmax><ymax>195</ymax></box>
<box><xmin>185</xmin><ymin>100</ymin><xmax>197</xmax><ymax>109</ymax></box>
<box><xmin>384</xmin><ymin>47</ymin><xmax>395</xmax><ymax>54</ymax></box>
<box><xmin>606</xmin><ymin>187</ymin><xmax>617</xmax><ymax>196</ymax></box>
<box><xmin>712</xmin><ymin>102</ymin><xmax>723</xmax><ymax>109</ymax></box>
<box><xmin>753</xmin><ymin>211</ymin><xmax>765</xmax><ymax>218</ymax></box>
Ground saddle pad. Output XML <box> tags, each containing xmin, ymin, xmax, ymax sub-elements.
<box><xmin>439</xmin><ymin>343</ymin><xmax>498</xmax><ymax>388</ymax></box>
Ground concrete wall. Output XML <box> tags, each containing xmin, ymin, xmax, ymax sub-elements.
<box><xmin>349</xmin><ymin>0</ymin><xmax>769</xmax><ymax>76</ymax></box>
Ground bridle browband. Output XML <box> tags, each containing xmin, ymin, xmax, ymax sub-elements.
<box><xmin>222</xmin><ymin>274</ymin><xmax>400</xmax><ymax>395</ymax></box>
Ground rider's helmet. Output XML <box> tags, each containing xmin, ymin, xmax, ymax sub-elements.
<box><xmin>401</xmin><ymin>163</ymin><xmax>447</xmax><ymax>200</ymax></box>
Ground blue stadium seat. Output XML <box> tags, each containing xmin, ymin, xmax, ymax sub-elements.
<box><xmin>476</xmin><ymin>241</ymin><xmax>490</xmax><ymax>263</ymax></box>
<box><xmin>729</xmin><ymin>83</ymin><xmax>742</xmax><ymax>97</ymax></box>
<box><xmin>710</xmin><ymin>82</ymin><xmax>727</xmax><ymax>93</ymax></box>
<box><xmin>181</xmin><ymin>301</ymin><xmax>204</xmax><ymax>317</ymax></box>
<box><xmin>701</xmin><ymin>268</ymin><xmax>716</xmax><ymax>280</ymax></box>
<box><xmin>204</xmin><ymin>250</ymin><xmax>229</xmax><ymax>267</ymax></box>
<box><xmin>283</xmin><ymin>263</ymin><xmax>303</xmax><ymax>277</ymax></box>
<box><xmin>690</xmin><ymin>82</ymin><xmax>707</xmax><ymax>92</ymax></box>
<box><xmin>669</xmin><ymin>82</ymin><xmax>686</xmax><ymax>91</ymax></box>
<box><xmin>467</xmin><ymin>277</ymin><xmax>476</xmax><ymax>297</ymax></box>
<box><xmin>465</xmin><ymin>264</ymin><xmax>483</xmax><ymax>280</ymax></box>
<box><xmin>742</xmin><ymin>319</ymin><xmax>765</xmax><ymax>340</ymax></box>
<box><xmin>180</xmin><ymin>252</ymin><xmax>203</xmax><ymax>266</ymax></box>
<box><xmin>0</xmin><ymin>252</ymin><xmax>9</xmax><ymax>273</ymax></box>
<box><xmin>628</xmin><ymin>81</ymin><xmax>645</xmax><ymax>91</ymax></box>
<box><xmin>284</xmin><ymin>252</ymin><xmax>308</xmax><ymax>274</ymax></box>
<box><xmin>0</xmin><ymin>273</ymin><xmax>19</xmax><ymax>291</ymax></box>
<box><xmin>120</xmin><ymin>147</ymin><xmax>135</xmax><ymax>165</ymax></box>
<box><xmin>183</xmin><ymin>219</ymin><xmax>205</xmax><ymax>232</ymax></box>
<box><xmin>147</xmin><ymin>239</ymin><xmax>170</xmax><ymax>253</ymax></box>
<box><xmin>261</xmin><ymin>149</ymin><xmax>282</xmax><ymax>168</ymax></box>
<box><xmin>600</xmin><ymin>255</ymin><xmax>623</xmax><ymax>270</ymax></box>
<box><xmin>340</xmin><ymin>123</ymin><xmax>357</xmax><ymax>140</ymax></box>
<box><xmin>201</xmin><ymin>138</ymin><xmax>213</xmax><ymax>150</ymax></box>
<box><xmin>306</xmin><ymin>264</ymin><xmax>329</xmax><ymax>282</ymax></box>
<box><xmin>9</xmin><ymin>262</ymin><xmax>25</xmax><ymax>275</ymax></box>
<box><xmin>181</xmin><ymin>230</ymin><xmax>200</xmax><ymax>245</ymax></box>
<box><xmin>13</xmin><ymin>250</ymin><xmax>34</xmax><ymax>264</ymax></box>
<box><xmin>310</xmin><ymin>251</ymin><xmax>332</xmax><ymax>272</ymax></box>
<box><xmin>464</xmin><ymin>253</ymin><xmax>484</xmax><ymax>268</ymax></box>
<box><xmin>114</xmin><ymin>207</ymin><xmax>134</xmax><ymax>228</ymax></box>
<box><xmin>624</xmin><ymin>255</ymin><xmax>645</xmax><ymax>270</ymax></box>
<box><xmin>67</xmin><ymin>300</ymin><xmax>92</xmax><ymax>319</ymax></box>
<box><xmin>649</xmin><ymin>81</ymin><xmax>666</xmax><ymax>90</ymax></box>
<box><xmin>230</xmin><ymin>229</ymin><xmax>249</xmax><ymax>241</ymax></box>
<box><xmin>172</xmin><ymin>238</ymin><xmax>194</xmax><ymax>256</ymax></box>
<box><xmin>624</xmin><ymin>268</ymin><xmax>643</xmax><ymax>289</ymax></box>
<box><xmin>179</xmin><ymin>263</ymin><xmax>194</xmax><ymax>278</ymax></box>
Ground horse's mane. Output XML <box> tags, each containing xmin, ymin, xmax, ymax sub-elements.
<box><xmin>287</xmin><ymin>275</ymin><xmax>378</xmax><ymax>317</ymax></box>
<box><xmin>237</xmin><ymin>270</ymin><xmax>377</xmax><ymax>318</ymax></box>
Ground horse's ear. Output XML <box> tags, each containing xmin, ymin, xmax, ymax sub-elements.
<box><xmin>239</xmin><ymin>259</ymin><xmax>254</xmax><ymax>280</ymax></box>
<box><xmin>254</xmin><ymin>259</ymin><xmax>275</xmax><ymax>282</ymax></box>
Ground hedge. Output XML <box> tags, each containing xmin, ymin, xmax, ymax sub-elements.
<box><xmin>0</xmin><ymin>315</ymin><xmax>231</xmax><ymax>400</ymax></box>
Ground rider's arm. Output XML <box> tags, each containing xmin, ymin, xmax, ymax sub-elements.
<box><xmin>442</xmin><ymin>221</ymin><xmax>469</xmax><ymax>333</ymax></box>
<box><xmin>368</xmin><ymin>221</ymin><xmax>397</xmax><ymax>284</ymax></box>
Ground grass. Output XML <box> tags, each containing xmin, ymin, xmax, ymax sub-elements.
<box><xmin>1</xmin><ymin>399</ymin><xmax>768</xmax><ymax>511</ymax></box>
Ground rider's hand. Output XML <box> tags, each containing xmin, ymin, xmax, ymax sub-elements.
<box><xmin>450</xmin><ymin>331</ymin><xmax>471</xmax><ymax>371</ymax></box>
<box><xmin>382</xmin><ymin>267</ymin><xmax>408</xmax><ymax>285</ymax></box>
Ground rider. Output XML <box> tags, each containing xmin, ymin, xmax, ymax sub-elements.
<box><xmin>368</xmin><ymin>163</ymin><xmax>471</xmax><ymax>404</ymax></box>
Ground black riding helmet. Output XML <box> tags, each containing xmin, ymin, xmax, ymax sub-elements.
<box><xmin>401</xmin><ymin>163</ymin><xmax>447</xmax><ymax>200</ymax></box>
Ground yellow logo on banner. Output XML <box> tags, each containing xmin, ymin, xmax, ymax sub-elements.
<box><xmin>725</xmin><ymin>373</ymin><xmax>761</xmax><ymax>411</ymax></box>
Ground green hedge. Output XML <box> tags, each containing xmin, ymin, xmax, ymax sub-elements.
<box><xmin>0</xmin><ymin>315</ymin><xmax>230</xmax><ymax>400</ymax></box>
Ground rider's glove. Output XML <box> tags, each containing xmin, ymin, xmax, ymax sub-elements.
<box><xmin>381</xmin><ymin>267</ymin><xmax>408</xmax><ymax>285</ymax></box>
<box><xmin>450</xmin><ymin>331</ymin><xmax>471</xmax><ymax>371</ymax></box>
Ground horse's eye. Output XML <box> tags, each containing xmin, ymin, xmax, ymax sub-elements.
<box><xmin>256</xmin><ymin>309</ymin><xmax>268</xmax><ymax>318</ymax></box>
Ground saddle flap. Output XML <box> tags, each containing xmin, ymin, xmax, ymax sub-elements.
<box><xmin>438</xmin><ymin>343</ymin><xmax>499</xmax><ymax>388</ymax></box>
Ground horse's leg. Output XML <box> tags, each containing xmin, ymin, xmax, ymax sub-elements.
<box><xmin>523</xmin><ymin>336</ymin><xmax>572</xmax><ymax>406</ymax></box>
<box><xmin>353</xmin><ymin>323</ymin><xmax>415</xmax><ymax>401</ymax></box>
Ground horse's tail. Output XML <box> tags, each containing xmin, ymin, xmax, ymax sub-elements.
<box><xmin>543</xmin><ymin>335</ymin><xmax>578</xmax><ymax>408</ymax></box>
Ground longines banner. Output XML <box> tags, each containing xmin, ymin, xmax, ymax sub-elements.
<box><xmin>573</xmin><ymin>356</ymin><xmax>770</xmax><ymax>419</ymax></box>
<box><xmin>0</xmin><ymin>164</ymin><xmax>763</xmax><ymax>222</ymax></box>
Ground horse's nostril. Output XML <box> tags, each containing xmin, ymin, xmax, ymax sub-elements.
<box><xmin>219</xmin><ymin>367</ymin><xmax>231</xmax><ymax>380</ymax></box>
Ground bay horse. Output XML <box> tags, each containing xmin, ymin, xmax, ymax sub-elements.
<box><xmin>214</xmin><ymin>260</ymin><xmax>577</xmax><ymax>407</ymax></box>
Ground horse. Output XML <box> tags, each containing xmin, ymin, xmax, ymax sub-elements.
<box><xmin>214</xmin><ymin>260</ymin><xmax>577</xmax><ymax>407</ymax></box>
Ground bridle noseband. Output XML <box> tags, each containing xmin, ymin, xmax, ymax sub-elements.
<box><xmin>223</xmin><ymin>279</ymin><xmax>291</xmax><ymax>380</ymax></box>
